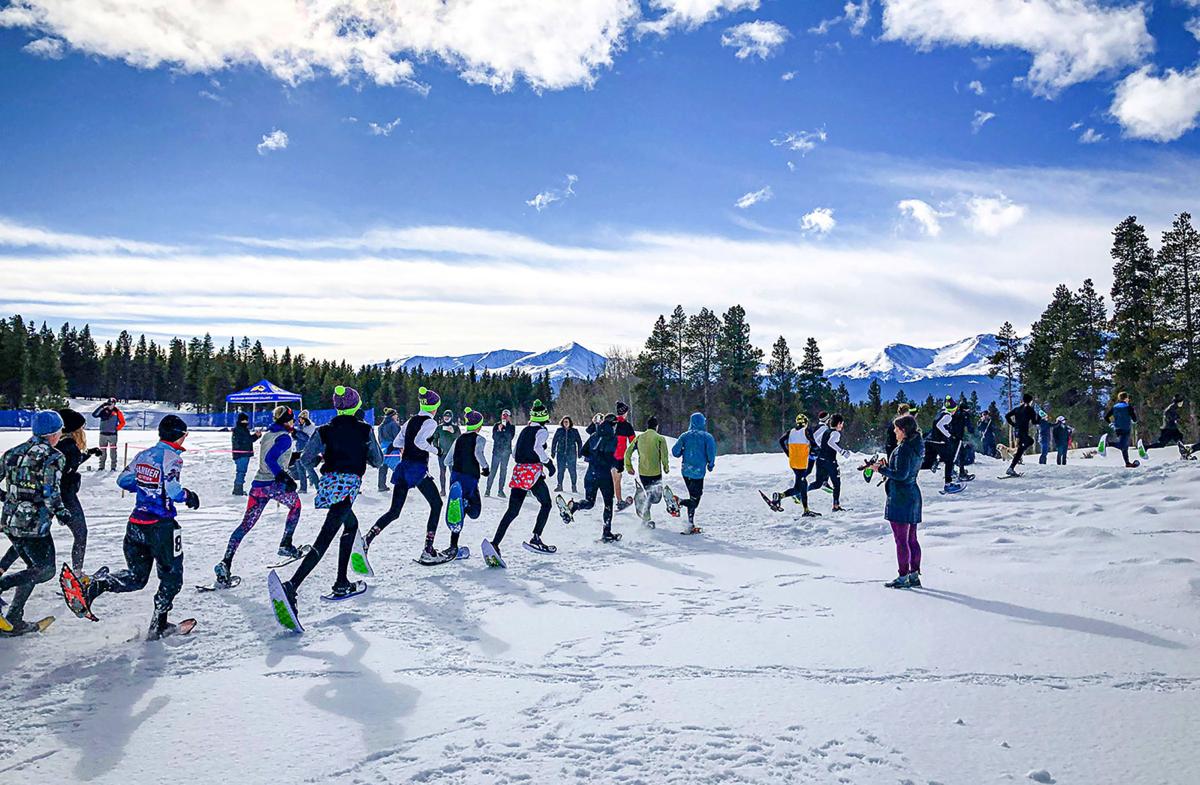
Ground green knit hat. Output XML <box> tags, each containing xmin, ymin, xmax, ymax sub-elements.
<box><xmin>529</xmin><ymin>399</ymin><xmax>550</xmax><ymax>423</ymax></box>
<box><xmin>463</xmin><ymin>407</ymin><xmax>484</xmax><ymax>432</ymax></box>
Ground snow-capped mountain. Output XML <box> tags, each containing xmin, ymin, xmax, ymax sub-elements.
<box><xmin>381</xmin><ymin>342</ymin><xmax>606</xmax><ymax>389</ymax></box>
<box><xmin>827</xmin><ymin>334</ymin><xmax>1012</xmax><ymax>404</ymax></box>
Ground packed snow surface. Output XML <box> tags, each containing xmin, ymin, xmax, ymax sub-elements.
<box><xmin>0</xmin><ymin>430</ymin><xmax>1196</xmax><ymax>784</ymax></box>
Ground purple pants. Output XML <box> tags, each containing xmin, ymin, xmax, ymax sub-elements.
<box><xmin>890</xmin><ymin>522</ymin><xmax>921</xmax><ymax>576</ymax></box>
<box><xmin>225</xmin><ymin>482</ymin><xmax>302</xmax><ymax>562</ymax></box>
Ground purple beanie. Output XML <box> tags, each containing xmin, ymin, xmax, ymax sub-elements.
<box><xmin>332</xmin><ymin>384</ymin><xmax>361</xmax><ymax>415</ymax></box>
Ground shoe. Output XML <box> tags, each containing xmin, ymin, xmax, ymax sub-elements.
<box><xmin>801</xmin><ymin>509</ymin><xmax>821</xmax><ymax>518</ymax></box>
<box><xmin>439</xmin><ymin>545</ymin><xmax>460</xmax><ymax>559</ymax></box>
<box><xmin>0</xmin><ymin>619</ymin><xmax>38</xmax><ymax>636</ymax></box>
<box><xmin>214</xmin><ymin>561</ymin><xmax>235</xmax><ymax>588</ymax></box>
<box><xmin>771</xmin><ymin>492</ymin><xmax>782</xmax><ymax>506</ymax></box>
<box><xmin>601</xmin><ymin>529</ymin><xmax>621</xmax><ymax>543</ymax></box>
<box><xmin>498</xmin><ymin>491</ymin><xmax>506</xmax><ymax>498</ymax></box>
<box><xmin>147</xmin><ymin>610</ymin><xmax>170</xmax><ymax>640</ymax></box>
<box><xmin>885</xmin><ymin>574</ymin><xmax>911</xmax><ymax>589</ymax></box>
<box><xmin>524</xmin><ymin>536</ymin><xmax>558</xmax><ymax>554</ymax></box>
<box><xmin>831</xmin><ymin>504</ymin><xmax>845</xmax><ymax>512</ymax></box>
<box><xmin>958</xmin><ymin>472</ymin><xmax>975</xmax><ymax>482</ymax></box>
<box><xmin>1005</xmin><ymin>467</ymin><xmax>1020</xmax><ymax>477</ymax></box>
<box><xmin>907</xmin><ymin>572</ymin><xmax>922</xmax><ymax>588</ymax></box>
<box><xmin>327</xmin><ymin>581</ymin><xmax>366</xmax><ymax>599</ymax></box>
<box><xmin>276</xmin><ymin>543</ymin><xmax>304</xmax><ymax>560</ymax></box>
<box><xmin>83</xmin><ymin>566</ymin><xmax>109</xmax><ymax>605</ymax></box>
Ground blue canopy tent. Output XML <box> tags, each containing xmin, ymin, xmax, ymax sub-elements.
<box><xmin>224</xmin><ymin>379</ymin><xmax>304</xmax><ymax>426</ymax></box>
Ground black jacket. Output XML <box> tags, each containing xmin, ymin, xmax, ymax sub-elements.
<box><xmin>317</xmin><ymin>415</ymin><xmax>377</xmax><ymax>476</ymax></box>
<box><xmin>231</xmin><ymin>423</ymin><xmax>260</xmax><ymax>462</ymax></box>
<box><xmin>1005</xmin><ymin>404</ymin><xmax>1041</xmax><ymax>435</ymax></box>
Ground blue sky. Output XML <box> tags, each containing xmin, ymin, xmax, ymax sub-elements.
<box><xmin>2</xmin><ymin>0</ymin><xmax>1200</xmax><ymax>365</ymax></box>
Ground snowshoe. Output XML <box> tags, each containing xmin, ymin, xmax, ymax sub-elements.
<box><xmin>267</xmin><ymin>570</ymin><xmax>303</xmax><ymax>633</ymax></box>
<box><xmin>481</xmin><ymin>539</ymin><xmax>506</xmax><ymax>569</ymax></box>
<box><xmin>600</xmin><ymin>529</ymin><xmax>623</xmax><ymax>543</ymax></box>
<box><xmin>321</xmin><ymin>581</ymin><xmax>368</xmax><ymax>601</ymax></box>
<box><xmin>663</xmin><ymin>485</ymin><xmax>681</xmax><ymax>517</ymax></box>
<box><xmin>821</xmin><ymin>483</ymin><xmax>834</xmax><ymax>494</ymax></box>
<box><xmin>197</xmin><ymin>563</ymin><xmax>242</xmax><ymax>592</ymax></box>
<box><xmin>446</xmin><ymin>481</ymin><xmax>464</xmax><ymax>532</ymax></box>
<box><xmin>645</xmin><ymin>518</ymin><xmax>656</xmax><ymax>529</ymax></box>
<box><xmin>615</xmin><ymin>496</ymin><xmax>634</xmax><ymax>513</ymax></box>
<box><xmin>59</xmin><ymin>563</ymin><xmax>99</xmax><ymax>621</ymax></box>
<box><xmin>680</xmin><ymin>526</ymin><xmax>702</xmax><ymax>535</ymax></box>
<box><xmin>350</xmin><ymin>530</ymin><xmax>373</xmax><ymax>577</ymax></box>
<box><xmin>831</xmin><ymin>504</ymin><xmax>846</xmax><ymax>512</ymax></box>
<box><xmin>939</xmin><ymin>483</ymin><xmax>965</xmax><ymax>495</ymax></box>
<box><xmin>523</xmin><ymin>537</ymin><xmax>558</xmax><ymax>555</ymax></box>
<box><xmin>1179</xmin><ymin>443</ymin><xmax>1195</xmax><ymax>461</ymax></box>
<box><xmin>759</xmin><ymin>490</ymin><xmax>783</xmax><ymax>512</ymax></box>
<box><xmin>634</xmin><ymin>483</ymin><xmax>648</xmax><ymax>519</ymax></box>
<box><xmin>884</xmin><ymin>574</ymin><xmax>912</xmax><ymax>589</ymax></box>
<box><xmin>1002</xmin><ymin>468</ymin><xmax>1022</xmax><ymax>478</ymax></box>
<box><xmin>958</xmin><ymin>472</ymin><xmax>976</xmax><ymax>482</ymax></box>
<box><xmin>1125</xmin><ymin>460</ymin><xmax>1142</xmax><ymax>468</ymax></box>
<box><xmin>1137</xmin><ymin>439</ymin><xmax>1148</xmax><ymax>460</ymax></box>
<box><xmin>414</xmin><ymin>546</ymin><xmax>458</xmax><ymax>566</ymax></box>
<box><xmin>1097</xmin><ymin>434</ymin><xmax>1107</xmax><ymax>456</ymax></box>
<box><xmin>801</xmin><ymin>509</ymin><xmax>822</xmax><ymax>518</ymax></box>
<box><xmin>269</xmin><ymin>543</ymin><xmax>312</xmax><ymax>568</ymax></box>
<box><xmin>555</xmin><ymin>494</ymin><xmax>574</xmax><ymax>524</ymax></box>
<box><xmin>147</xmin><ymin>616</ymin><xmax>197</xmax><ymax>641</ymax></box>
<box><xmin>0</xmin><ymin>616</ymin><xmax>54</xmax><ymax>636</ymax></box>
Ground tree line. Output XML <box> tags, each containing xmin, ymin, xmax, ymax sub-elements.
<box><xmin>0</xmin><ymin>321</ymin><xmax>553</xmax><ymax>422</ymax></box>
<box><xmin>988</xmin><ymin>212</ymin><xmax>1199</xmax><ymax>444</ymax></box>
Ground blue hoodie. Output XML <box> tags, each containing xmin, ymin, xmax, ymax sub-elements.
<box><xmin>672</xmin><ymin>412</ymin><xmax>717</xmax><ymax>480</ymax></box>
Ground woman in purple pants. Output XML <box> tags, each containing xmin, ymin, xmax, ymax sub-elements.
<box><xmin>869</xmin><ymin>413</ymin><xmax>925</xmax><ymax>589</ymax></box>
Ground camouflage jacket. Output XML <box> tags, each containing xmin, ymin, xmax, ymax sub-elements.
<box><xmin>1</xmin><ymin>436</ymin><xmax>67</xmax><ymax>538</ymax></box>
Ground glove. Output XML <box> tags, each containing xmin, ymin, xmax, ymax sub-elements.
<box><xmin>545</xmin><ymin>460</ymin><xmax>556</xmax><ymax>477</ymax></box>
<box><xmin>88</xmin><ymin>447</ymin><xmax>103</xmax><ymax>457</ymax></box>
<box><xmin>481</xmin><ymin>467</ymin><xmax>490</xmax><ymax>477</ymax></box>
<box><xmin>275</xmin><ymin>471</ymin><xmax>298</xmax><ymax>493</ymax></box>
<box><xmin>184</xmin><ymin>489</ymin><xmax>201</xmax><ymax>510</ymax></box>
<box><xmin>57</xmin><ymin>509</ymin><xmax>73</xmax><ymax>525</ymax></box>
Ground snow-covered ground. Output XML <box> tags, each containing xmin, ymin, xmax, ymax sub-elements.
<box><xmin>0</xmin><ymin>430</ymin><xmax>1196</xmax><ymax>784</ymax></box>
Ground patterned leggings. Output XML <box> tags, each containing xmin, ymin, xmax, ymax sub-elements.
<box><xmin>224</xmin><ymin>483</ymin><xmax>301</xmax><ymax>565</ymax></box>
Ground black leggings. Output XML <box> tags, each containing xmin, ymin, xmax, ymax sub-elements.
<box><xmin>492</xmin><ymin>478</ymin><xmax>551</xmax><ymax>547</ymax></box>
<box><xmin>781</xmin><ymin>467</ymin><xmax>809</xmax><ymax>507</ymax></box>
<box><xmin>679</xmin><ymin>477</ymin><xmax>705</xmax><ymax>522</ymax></box>
<box><xmin>369</xmin><ymin>475</ymin><xmax>442</xmax><ymax>545</ymax></box>
<box><xmin>290</xmin><ymin>498</ymin><xmax>357</xmax><ymax>590</ymax></box>
<box><xmin>809</xmin><ymin>460</ymin><xmax>842</xmax><ymax>505</ymax></box>
<box><xmin>573</xmin><ymin>477</ymin><xmax>614</xmax><ymax>526</ymax></box>
<box><xmin>1010</xmin><ymin>432</ymin><xmax>1034</xmax><ymax>471</ymax></box>
<box><xmin>0</xmin><ymin>535</ymin><xmax>55</xmax><ymax>622</ymax></box>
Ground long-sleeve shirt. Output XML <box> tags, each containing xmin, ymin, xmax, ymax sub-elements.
<box><xmin>117</xmin><ymin>441</ymin><xmax>187</xmax><ymax>524</ymax></box>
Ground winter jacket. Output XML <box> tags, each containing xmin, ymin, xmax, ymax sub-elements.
<box><xmin>1105</xmin><ymin>401</ymin><xmax>1137</xmax><ymax>433</ymax></box>
<box><xmin>1005</xmin><ymin>403</ymin><xmax>1041</xmax><ymax>435</ymax></box>
<box><xmin>614</xmin><ymin>416</ymin><xmax>636</xmax><ymax>461</ymax></box>
<box><xmin>1038</xmin><ymin>420</ymin><xmax>1054</xmax><ymax>446</ymax></box>
<box><xmin>117</xmin><ymin>441</ymin><xmax>187</xmax><ymax>525</ymax></box>
<box><xmin>92</xmin><ymin>404</ymin><xmax>126</xmax><ymax>435</ymax></box>
<box><xmin>671</xmin><ymin>413</ymin><xmax>717</xmax><ymax>480</ymax></box>
<box><xmin>293</xmin><ymin>422</ymin><xmax>314</xmax><ymax>451</ymax></box>
<box><xmin>231</xmin><ymin>422</ymin><xmax>260</xmax><ymax>462</ymax></box>
<box><xmin>1</xmin><ymin>436</ymin><xmax>68</xmax><ymax>538</ymax></box>
<box><xmin>878</xmin><ymin>433</ymin><xmax>923</xmax><ymax>525</ymax></box>
<box><xmin>624</xmin><ymin>428</ymin><xmax>669</xmax><ymax>477</ymax></box>
<box><xmin>56</xmin><ymin>438</ymin><xmax>93</xmax><ymax>498</ymax></box>
<box><xmin>253</xmin><ymin>424</ymin><xmax>295</xmax><ymax>487</ymax></box>
<box><xmin>491</xmin><ymin>421</ymin><xmax>515</xmax><ymax>456</ymax></box>
<box><xmin>377</xmin><ymin>416</ymin><xmax>401</xmax><ymax>454</ymax></box>
<box><xmin>301</xmin><ymin>415</ymin><xmax>382</xmax><ymax>477</ymax></box>
<box><xmin>582</xmin><ymin>421</ymin><xmax>619</xmax><ymax>483</ymax></box>
<box><xmin>551</xmin><ymin>426</ymin><xmax>583</xmax><ymax>464</ymax></box>
<box><xmin>1052</xmin><ymin>423</ymin><xmax>1072</xmax><ymax>450</ymax></box>
<box><xmin>1162</xmin><ymin>401</ymin><xmax>1182</xmax><ymax>430</ymax></box>
<box><xmin>436</xmin><ymin>421</ymin><xmax>461</xmax><ymax>457</ymax></box>
<box><xmin>780</xmin><ymin>426</ymin><xmax>813</xmax><ymax>470</ymax></box>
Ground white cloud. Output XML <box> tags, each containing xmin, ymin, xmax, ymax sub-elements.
<box><xmin>639</xmin><ymin>0</ymin><xmax>759</xmax><ymax>34</ymax></box>
<box><xmin>1188</xmin><ymin>16</ymin><xmax>1200</xmax><ymax>42</ymax></box>
<box><xmin>0</xmin><ymin>0</ymin><xmax>646</xmax><ymax>93</ymax></box>
<box><xmin>781</xmin><ymin>70</ymin><xmax>797</xmax><ymax>81</ymax></box>
<box><xmin>1110</xmin><ymin>65</ymin><xmax>1200</xmax><ymax>142</ymax></box>
<box><xmin>368</xmin><ymin>117</ymin><xmax>402</xmax><ymax>137</ymax></box>
<box><xmin>1069</xmin><ymin>121</ymin><xmax>1082</xmax><ymax>130</ymax></box>
<box><xmin>896</xmin><ymin>199</ymin><xmax>946</xmax><ymax>236</ymax></box>
<box><xmin>771</xmin><ymin>128</ymin><xmax>827</xmax><ymax>155</ymax></box>
<box><xmin>800</xmin><ymin>207</ymin><xmax>836</xmax><ymax>234</ymax></box>
<box><xmin>526</xmin><ymin>174</ymin><xmax>578</xmax><ymax>212</ymax></box>
<box><xmin>734</xmin><ymin>186</ymin><xmax>773</xmax><ymax>209</ymax></box>
<box><xmin>256</xmin><ymin>129</ymin><xmax>289</xmax><ymax>155</ymax></box>
<box><xmin>811</xmin><ymin>1</ymin><xmax>872</xmax><ymax>36</ymax></box>
<box><xmin>967</xmin><ymin>79</ymin><xmax>984</xmax><ymax>95</ymax></box>
<box><xmin>971</xmin><ymin>110</ymin><xmax>996</xmax><ymax>133</ymax></box>
<box><xmin>964</xmin><ymin>193</ymin><xmax>1026</xmax><ymax>235</ymax></box>
<box><xmin>721</xmin><ymin>20</ymin><xmax>789</xmax><ymax>60</ymax></box>
<box><xmin>880</xmin><ymin>0</ymin><xmax>1153</xmax><ymax>96</ymax></box>
<box><xmin>22</xmin><ymin>36</ymin><xmax>63</xmax><ymax>59</ymax></box>
<box><xmin>1078</xmin><ymin>127</ymin><xmax>1104</xmax><ymax>144</ymax></box>
<box><xmin>0</xmin><ymin>217</ymin><xmax>177</xmax><ymax>254</ymax></box>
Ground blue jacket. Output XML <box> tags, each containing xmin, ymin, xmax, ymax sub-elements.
<box><xmin>1105</xmin><ymin>401</ymin><xmax>1137</xmax><ymax>433</ymax></box>
<box><xmin>672</xmin><ymin>413</ymin><xmax>717</xmax><ymax>480</ymax></box>
<box><xmin>117</xmin><ymin>441</ymin><xmax>187</xmax><ymax>524</ymax></box>
<box><xmin>879</xmin><ymin>432</ymin><xmax>924</xmax><ymax>524</ymax></box>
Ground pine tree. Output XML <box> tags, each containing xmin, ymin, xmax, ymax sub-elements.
<box><xmin>988</xmin><ymin>321</ymin><xmax>1022</xmax><ymax>418</ymax></box>
<box><xmin>1157</xmin><ymin>212</ymin><xmax>1200</xmax><ymax>424</ymax></box>
<box><xmin>796</xmin><ymin>337</ymin><xmax>833</xmax><ymax>413</ymax></box>
<box><xmin>1074</xmin><ymin>278</ymin><xmax>1108</xmax><ymax>433</ymax></box>
<box><xmin>684</xmin><ymin>307</ymin><xmax>721</xmax><ymax>413</ymax></box>
<box><xmin>634</xmin><ymin>315</ymin><xmax>673</xmax><ymax>422</ymax></box>
<box><xmin>715</xmin><ymin>305</ymin><xmax>763</xmax><ymax>452</ymax></box>
<box><xmin>1109</xmin><ymin>216</ymin><xmax>1162</xmax><ymax>405</ymax></box>
<box><xmin>764</xmin><ymin>336</ymin><xmax>796</xmax><ymax>437</ymax></box>
<box><xmin>667</xmin><ymin>305</ymin><xmax>688</xmax><ymax>431</ymax></box>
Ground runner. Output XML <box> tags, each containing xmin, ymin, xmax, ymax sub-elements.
<box><xmin>1004</xmin><ymin>393</ymin><xmax>1041</xmax><ymax>477</ymax></box>
<box><xmin>561</xmin><ymin>413</ymin><xmax>618</xmax><ymax>538</ymax></box>
<box><xmin>442</xmin><ymin>407</ymin><xmax>489</xmax><ymax>558</ymax></box>
<box><xmin>483</xmin><ymin>399</ymin><xmax>556</xmax><ymax>565</ymax></box>
<box><xmin>766</xmin><ymin>413</ymin><xmax>819</xmax><ymax>517</ymax></box>
<box><xmin>625</xmin><ymin>415</ymin><xmax>670</xmax><ymax>528</ymax></box>
<box><xmin>671</xmin><ymin>412</ymin><xmax>717</xmax><ymax>534</ymax></box>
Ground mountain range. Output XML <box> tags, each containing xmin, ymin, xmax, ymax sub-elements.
<box><xmin>825</xmin><ymin>333</ymin><xmax>1009</xmax><ymax>405</ymax></box>
<box><xmin>380</xmin><ymin>334</ymin><xmax>1011</xmax><ymax>404</ymax></box>
<box><xmin>382</xmin><ymin>342</ymin><xmax>607</xmax><ymax>389</ymax></box>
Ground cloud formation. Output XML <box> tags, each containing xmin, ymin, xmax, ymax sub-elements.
<box><xmin>771</xmin><ymin>128</ymin><xmax>828</xmax><ymax>155</ymax></box>
<box><xmin>256</xmin><ymin>129</ymin><xmax>289</xmax><ymax>155</ymax></box>
<box><xmin>897</xmin><ymin>199</ymin><xmax>945</xmax><ymax>236</ymax></box>
<box><xmin>734</xmin><ymin>186</ymin><xmax>773</xmax><ymax>209</ymax></box>
<box><xmin>368</xmin><ymin>118</ymin><xmax>402</xmax><ymax>137</ymax></box>
<box><xmin>721</xmin><ymin>20</ymin><xmax>790</xmax><ymax>60</ymax></box>
<box><xmin>800</xmin><ymin>207</ymin><xmax>836</xmax><ymax>234</ymax></box>
<box><xmin>971</xmin><ymin>110</ymin><xmax>996</xmax><ymax>133</ymax></box>
<box><xmin>526</xmin><ymin>174</ymin><xmax>578</xmax><ymax>212</ymax></box>
<box><xmin>964</xmin><ymin>193</ymin><xmax>1026</xmax><ymax>235</ymax></box>
<box><xmin>880</xmin><ymin>0</ymin><xmax>1153</xmax><ymax>96</ymax></box>
<box><xmin>1110</xmin><ymin>64</ymin><xmax>1200</xmax><ymax>142</ymax></box>
<box><xmin>0</xmin><ymin>217</ymin><xmax>177</xmax><ymax>254</ymax></box>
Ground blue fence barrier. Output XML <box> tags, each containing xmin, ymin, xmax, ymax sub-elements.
<box><xmin>0</xmin><ymin>407</ymin><xmax>374</xmax><ymax>430</ymax></box>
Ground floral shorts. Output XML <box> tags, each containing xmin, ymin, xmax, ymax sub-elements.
<box><xmin>509</xmin><ymin>462</ymin><xmax>544</xmax><ymax>491</ymax></box>
<box><xmin>314</xmin><ymin>472</ymin><xmax>363</xmax><ymax>509</ymax></box>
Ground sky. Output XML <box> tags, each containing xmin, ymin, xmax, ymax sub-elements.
<box><xmin>1</xmin><ymin>0</ymin><xmax>1200</xmax><ymax>368</ymax></box>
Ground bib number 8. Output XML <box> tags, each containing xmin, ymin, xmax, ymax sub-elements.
<box><xmin>173</xmin><ymin>528</ymin><xmax>183</xmax><ymax>557</ymax></box>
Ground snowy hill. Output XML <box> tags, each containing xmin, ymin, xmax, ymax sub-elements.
<box><xmin>1</xmin><ymin>428</ymin><xmax>1195</xmax><ymax>785</ymax></box>
<box><xmin>382</xmin><ymin>342</ymin><xmax>606</xmax><ymax>389</ymax></box>
<box><xmin>827</xmin><ymin>334</ymin><xmax>1012</xmax><ymax>404</ymax></box>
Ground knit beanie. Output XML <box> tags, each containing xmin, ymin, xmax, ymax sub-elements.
<box><xmin>58</xmin><ymin>408</ymin><xmax>86</xmax><ymax>433</ymax></box>
<box><xmin>418</xmin><ymin>386</ymin><xmax>441</xmax><ymax>414</ymax></box>
<box><xmin>332</xmin><ymin>385</ymin><xmax>362</xmax><ymax>416</ymax></box>
<box><xmin>237</xmin><ymin>412</ymin><xmax>249</xmax><ymax>424</ymax></box>
<box><xmin>463</xmin><ymin>407</ymin><xmax>484</xmax><ymax>432</ymax></box>
<box><xmin>530</xmin><ymin>399</ymin><xmax>550</xmax><ymax>423</ymax></box>
<box><xmin>616</xmin><ymin>401</ymin><xmax>630</xmax><ymax>417</ymax></box>
<box><xmin>32</xmin><ymin>409</ymin><xmax>64</xmax><ymax>437</ymax></box>
<box><xmin>273</xmin><ymin>405</ymin><xmax>294</xmax><ymax>424</ymax></box>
